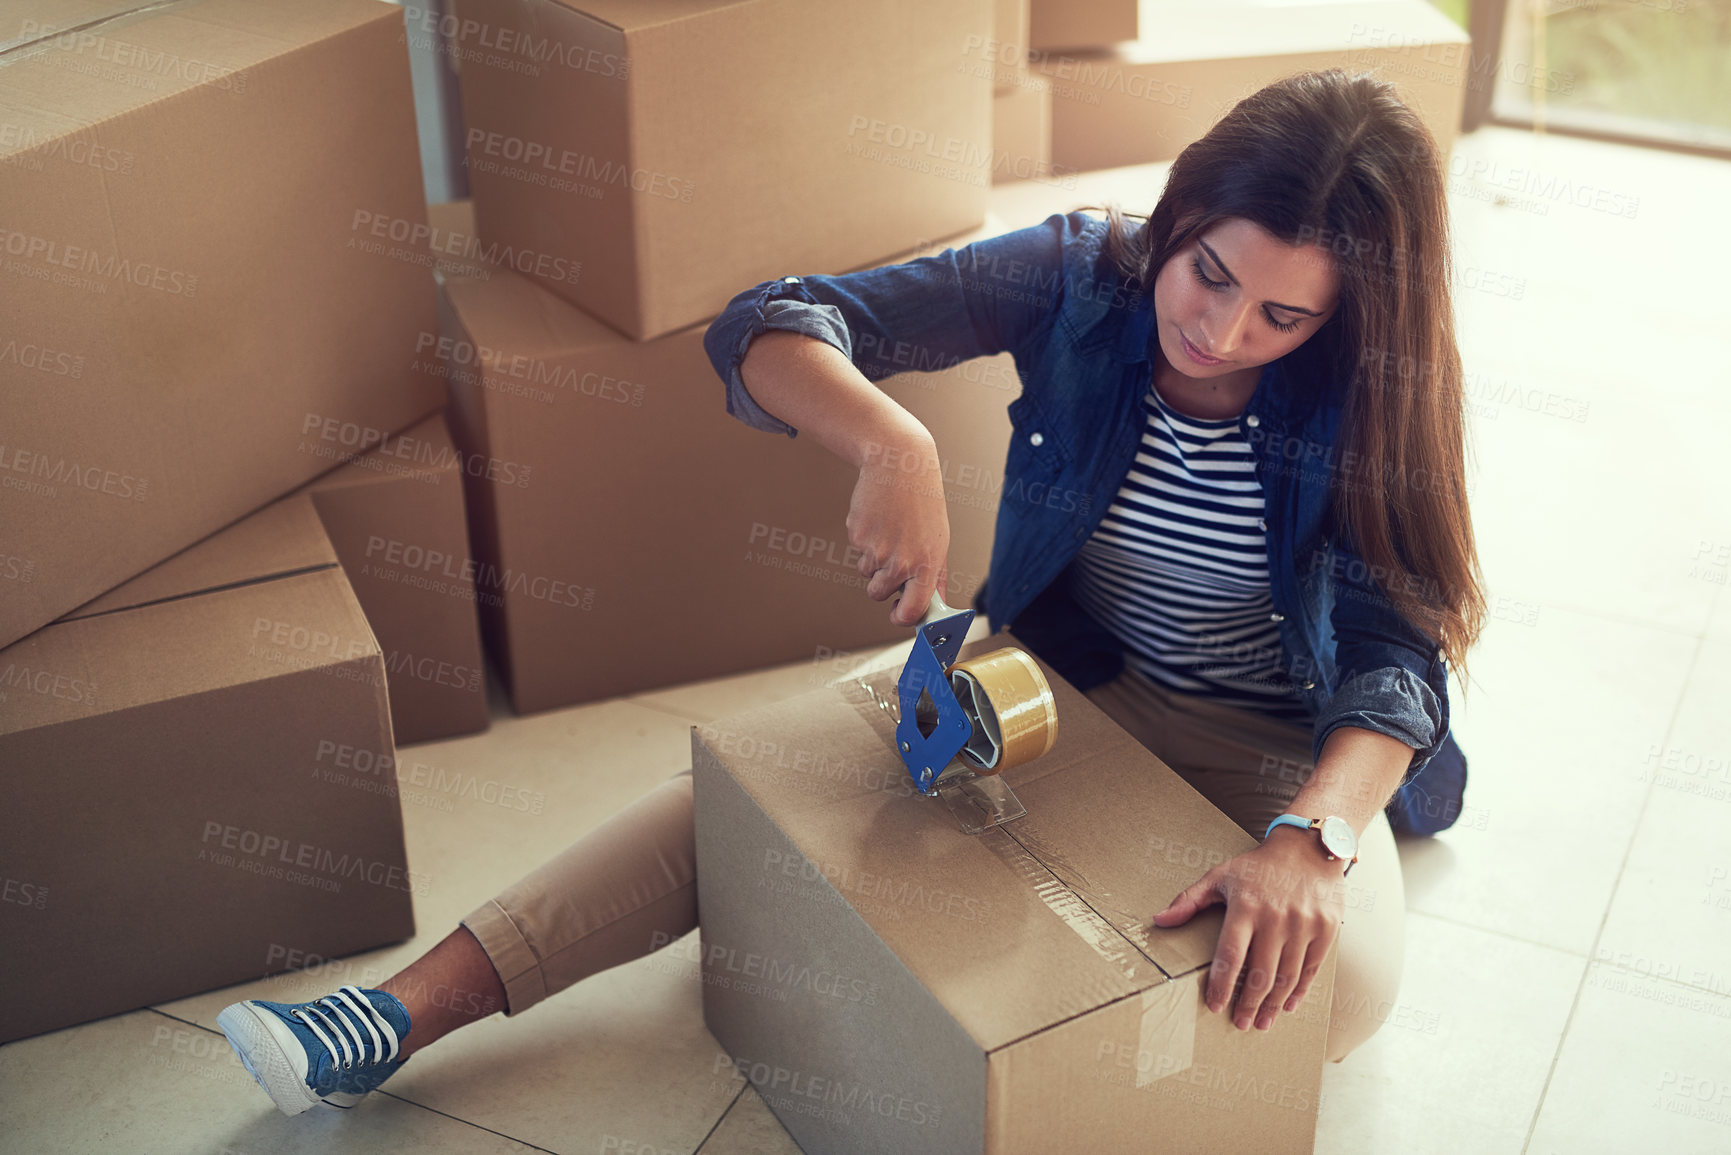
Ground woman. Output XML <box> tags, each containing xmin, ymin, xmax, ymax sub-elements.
<box><xmin>217</xmin><ymin>68</ymin><xmax>1484</xmax><ymax>1116</ymax></box>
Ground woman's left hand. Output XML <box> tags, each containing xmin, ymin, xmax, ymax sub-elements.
<box><xmin>1151</xmin><ymin>828</ymin><xmax>1347</xmax><ymax>1031</ymax></box>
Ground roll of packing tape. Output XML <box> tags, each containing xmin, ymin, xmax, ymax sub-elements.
<box><xmin>947</xmin><ymin>647</ymin><xmax>1058</xmax><ymax>776</ymax></box>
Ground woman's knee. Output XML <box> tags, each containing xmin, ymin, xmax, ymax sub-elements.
<box><xmin>1322</xmin><ymin>811</ymin><xmax>1406</xmax><ymax>1063</ymax></box>
<box><xmin>1325</xmin><ymin>936</ymin><xmax>1405</xmax><ymax>1062</ymax></box>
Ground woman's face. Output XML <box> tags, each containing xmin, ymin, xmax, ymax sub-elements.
<box><xmin>1152</xmin><ymin>216</ymin><xmax>1341</xmax><ymax>380</ymax></box>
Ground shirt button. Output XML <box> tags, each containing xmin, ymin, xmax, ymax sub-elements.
<box><xmin>1301</xmin><ymin>680</ymin><xmax>1316</xmax><ymax>690</ymax></box>
<box><xmin>1245</xmin><ymin>414</ymin><xmax>1260</xmax><ymax>428</ymax></box>
<box><xmin>782</xmin><ymin>275</ymin><xmax>802</xmax><ymax>284</ymax></box>
<box><xmin>1029</xmin><ymin>432</ymin><xmax>1044</xmax><ymax>446</ymax></box>
<box><xmin>1269</xmin><ymin>612</ymin><xmax>1284</xmax><ymax>622</ymax></box>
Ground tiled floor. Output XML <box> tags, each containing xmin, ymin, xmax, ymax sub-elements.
<box><xmin>5</xmin><ymin>125</ymin><xmax>1731</xmax><ymax>1153</ymax></box>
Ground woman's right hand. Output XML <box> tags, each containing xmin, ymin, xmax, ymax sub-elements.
<box><xmin>846</xmin><ymin>428</ymin><xmax>952</xmax><ymax>627</ymax></box>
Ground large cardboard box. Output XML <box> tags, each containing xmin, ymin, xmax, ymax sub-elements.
<box><xmin>307</xmin><ymin>413</ymin><xmax>490</xmax><ymax>745</ymax></box>
<box><xmin>0</xmin><ymin>498</ymin><xmax>419</xmax><ymax>1044</ymax></box>
<box><xmin>436</xmin><ymin>222</ymin><xmax>1019</xmax><ymax>714</ymax></box>
<box><xmin>0</xmin><ymin>0</ymin><xmax>444</xmax><ymax>650</ymax></box>
<box><xmin>1029</xmin><ymin>0</ymin><xmax>1138</xmax><ymax>52</ymax></box>
<box><xmin>1045</xmin><ymin>1</ymin><xmax>1469</xmax><ymax>174</ymax></box>
<box><xmin>448</xmin><ymin>0</ymin><xmax>994</xmax><ymax>340</ymax></box>
<box><xmin>692</xmin><ymin>630</ymin><xmax>1336</xmax><ymax>1153</ymax></box>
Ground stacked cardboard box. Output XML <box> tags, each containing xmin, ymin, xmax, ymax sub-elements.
<box><xmin>1046</xmin><ymin>0</ymin><xmax>1470</xmax><ymax>173</ymax></box>
<box><xmin>447</xmin><ymin>0</ymin><xmax>995</xmax><ymax>340</ymax></box>
<box><xmin>693</xmin><ymin>630</ymin><xmax>1337</xmax><ymax>1153</ymax></box>
<box><xmin>0</xmin><ymin>498</ymin><xmax>418</xmax><ymax>1043</ymax></box>
<box><xmin>0</xmin><ymin>0</ymin><xmax>445</xmax><ymax>650</ymax></box>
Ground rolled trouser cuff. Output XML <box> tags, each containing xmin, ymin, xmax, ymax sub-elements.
<box><xmin>461</xmin><ymin>897</ymin><xmax>548</xmax><ymax>1016</ymax></box>
<box><xmin>458</xmin><ymin>769</ymin><xmax>698</xmax><ymax>1018</ymax></box>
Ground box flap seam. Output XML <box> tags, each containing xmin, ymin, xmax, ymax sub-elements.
<box><xmin>60</xmin><ymin>562</ymin><xmax>340</xmax><ymax>623</ymax></box>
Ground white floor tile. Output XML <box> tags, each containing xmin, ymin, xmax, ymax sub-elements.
<box><xmin>1707</xmin><ymin>586</ymin><xmax>1731</xmax><ymax>643</ymax></box>
<box><xmin>1401</xmin><ymin>606</ymin><xmax>1695</xmax><ymax>954</ymax></box>
<box><xmin>1529</xmin><ymin>964</ymin><xmax>1731</xmax><ymax>1154</ymax></box>
<box><xmin>1597</xmin><ymin>639</ymin><xmax>1731</xmax><ymax>997</ymax></box>
<box><xmin>386</xmin><ymin>939</ymin><xmax>741</xmax><ymax>1155</ymax></box>
<box><xmin>0</xmin><ymin>1009</ymin><xmax>541</xmax><ymax>1154</ymax></box>
<box><xmin>1316</xmin><ymin>912</ymin><xmax>1583</xmax><ymax>1155</ymax></box>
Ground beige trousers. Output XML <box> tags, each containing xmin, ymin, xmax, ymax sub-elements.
<box><xmin>461</xmin><ymin>666</ymin><xmax>1405</xmax><ymax>1064</ymax></box>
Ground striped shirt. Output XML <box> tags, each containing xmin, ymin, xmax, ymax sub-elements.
<box><xmin>1067</xmin><ymin>382</ymin><xmax>1312</xmax><ymax>722</ymax></box>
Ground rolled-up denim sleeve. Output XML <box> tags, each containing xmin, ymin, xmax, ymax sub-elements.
<box><xmin>702</xmin><ymin>212</ymin><xmax>1087</xmax><ymax>439</ymax></box>
<box><xmin>1311</xmin><ymin>666</ymin><xmax>1443</xmax><ymax>781</ymax></box>
<box><xmin>1317</xmin><ymin>536</ymin><xmax>1452</xmax><ymax>780</ymax></box>
<box><xmin>714</xmin><ymin>298</ymin><xmax>853</xmax><ymax>439</ymax></box>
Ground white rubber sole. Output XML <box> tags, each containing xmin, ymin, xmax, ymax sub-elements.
<box><xmin>216</xmin><ymin>1002</ymin><xmax>323</xmax><ymax>1117</ymax></box>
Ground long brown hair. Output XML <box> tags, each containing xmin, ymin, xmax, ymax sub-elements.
<box><xmin>1099</xmin><ymin>68</ymin><xmax>1485</xmax><ymax>679</ymax></box>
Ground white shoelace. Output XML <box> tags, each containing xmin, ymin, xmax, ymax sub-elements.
<box><xmin>291</xmin><ymin>985</ymin><xmax>401</xmax><ymax>1072</ymax></box>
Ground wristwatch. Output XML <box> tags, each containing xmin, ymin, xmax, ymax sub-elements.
<box><xmin>1264</xmin><ymin>813</ymin><xmax>1359</xmax><ymax>875</ymax></box>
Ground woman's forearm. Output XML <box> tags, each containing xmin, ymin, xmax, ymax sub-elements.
<box><xmin>1283</xmin><ymin>727</ymin><xmax>1415</xmax><ymax>839</ymax></box>
<box><xmin>740</xmin><ymin>329</ymin><xmax>953</xmax><ymax>623</ymax></box>
<box><xmin>738</xmin><ymin>330</ymin><xmax>933</xmax><ymax>469</ymax></box>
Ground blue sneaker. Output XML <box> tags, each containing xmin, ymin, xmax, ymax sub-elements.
<box><xmin>217</xmin><ymin>985</ymin><xmax>412</xmax><ymax>1116</ymax></box>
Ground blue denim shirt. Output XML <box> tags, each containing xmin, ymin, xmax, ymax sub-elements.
<box><xmin>703</xmin><ymin>211</ymin><xmax>1468</xmax><ymax>836</ymax></box>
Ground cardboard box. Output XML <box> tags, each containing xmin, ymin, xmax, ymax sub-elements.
<box><xmin>0</xmin><ymin>0</ymin><xmax>444</xmax><ymax>651</ymax></box>
<box><xmin>692</xmin><ymin>630</ymin><xmax>1337</xmax><ymax>1153</ymax></box>
<box><xmin>448</xmin><ymin>0</ymin><xmax>994</xmax><ymax>340</ymax></box>
<box><xmin>436</xmin><ymin>223</ymin><xmax>1018</xmax><ymax>713</ymax></box>
<box><xmin>1046</xmin><ymin>1</ymin><xmax>1469</xmax><ymax>174</ymax></box>
<box><xmin>1029</xmin><ymin>0</ymin><xmax>1138</xmax><ymax>51</ymax></box>
<box><xmin>0</xmin><ymin>498</ymin><xmax>418</xmax><ymax>1044</ymax></box>
<box><xmin>991</xmin><ymin>78</ymin><xmax>1055</xmax><ymax>186</ymax></box>
<box><xmin>307</xmin><ymin>413</ymin><xmax>490</xmax><ymax>745</ymax></box>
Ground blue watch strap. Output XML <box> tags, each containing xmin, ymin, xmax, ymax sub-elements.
<box><xmin>1264</xmin><ymin>813</ymin><xmax>1313</xmax><ymax>841</ymax></box>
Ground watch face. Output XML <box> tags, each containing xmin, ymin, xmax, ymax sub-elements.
<box><xmin>1318</xmin><ymin>815</ymin><xmax>1357</xmax><ymax>859</ymax></box>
